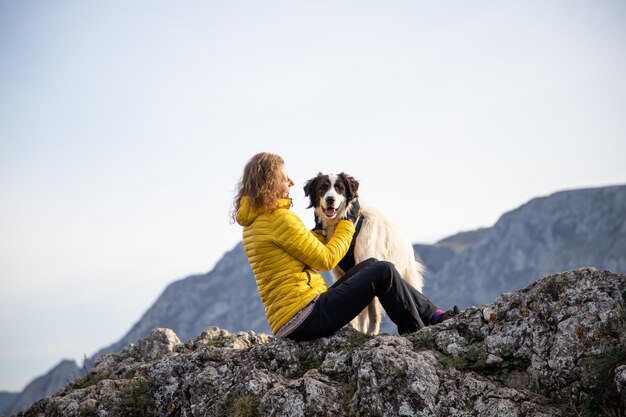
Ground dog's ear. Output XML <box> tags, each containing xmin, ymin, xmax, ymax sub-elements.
<box><xmin>339</xmin><ymin>172</ymin><xmax>359</xmax><ymax>201</ymax></box>
<box><xmin>303</xmin><ymin>172</ymin><xmax>324</xmax><ymax>208</ymax></box>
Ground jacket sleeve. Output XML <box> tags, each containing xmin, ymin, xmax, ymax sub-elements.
<box><xmin>310</xmin><ymin>230</ymin><xmax>327</xmax><ymax>243</ymax></box>
<box><xmin>272</xmin><ymin>210</ymin><xmax>355</xmax><ymax>271</ymax></box>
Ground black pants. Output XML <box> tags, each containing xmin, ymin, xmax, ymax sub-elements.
<box><xmin>287</xmin><ymin>258</ymin><xmax>440</xmax><ymax>341</ymax></box>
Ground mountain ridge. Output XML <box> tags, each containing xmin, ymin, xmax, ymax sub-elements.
<box><xmin>423</xmin><ymin>185</ymin><xmax>626</xmax><ymax>309</ymax></box>
<box><xmin>4</xmin><ymin>184</ymin><xmax>625</xmax><ymax>415</ymax></box>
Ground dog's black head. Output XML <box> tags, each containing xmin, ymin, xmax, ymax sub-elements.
<box><xmin>304</xmin><ymin>172</ymin><xmax>359</xmax><ymax>221</ymax></box>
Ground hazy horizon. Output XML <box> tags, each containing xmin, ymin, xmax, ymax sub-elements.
<box><xmin>1</xmin><ymin>1</ymin><xmax>625</xmax><ymax>392</ymax></box>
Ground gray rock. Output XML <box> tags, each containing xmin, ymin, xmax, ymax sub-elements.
<box><xmin>16</xmin><ymin>268</ymin><xmax>626</xmax><ymax>417</ymax></box>
<box><xmin>616</xmin><ymin>365</ymin><xmax>626</xmax><ymax>410</ymax></box>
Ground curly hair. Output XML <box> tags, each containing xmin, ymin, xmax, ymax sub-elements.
<box><xmin>231</xmin><ymin>152</ymin><xmax>286</xmax><ymax>223</ymax></box>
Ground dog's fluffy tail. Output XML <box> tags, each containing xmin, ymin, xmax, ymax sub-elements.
<box><xmin>404</xmin><ymin>261</ymin><xmax>425</xmax><ymax>293</ymax></box>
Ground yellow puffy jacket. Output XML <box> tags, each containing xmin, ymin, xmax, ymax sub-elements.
<box><xmin>236</xmin><ymin>196</ymin><xmax>355</xmax><ymax>334</ymax></box>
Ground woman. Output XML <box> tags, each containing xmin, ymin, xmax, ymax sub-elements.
<box><xmin>232</xmin><ymin>152</ymin><xmax>453</xmax><ymax>341</ymax></box>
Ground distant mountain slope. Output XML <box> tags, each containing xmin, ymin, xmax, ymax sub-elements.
<box><xmin>91</xmin><ymin>242</ymin><xmax>269</xmax><ymax>362</ymax></box>
<box><xmin>423</xmin><ymin>185</ymin><xmax>626</xmax><ymax>309</ymax></box>
<box><xmin>2</xmin><ymin>360</ymin><xmax>81</xmax><ymax>416</ymax></box>
<box><xmin>414</xmin><ymin>228</ymin><xmax>490</xmax><ymax>273</ymax></box>
<box><xmin>0</xmin><ymin>393</ymin><xmax>19</xmax><ymax>415</ymax></box>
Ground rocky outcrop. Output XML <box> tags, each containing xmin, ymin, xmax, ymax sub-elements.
<box><xmin>17</xmin><ymin>268</ymin><xmax>626</xmax><ymax>417</ymax></box>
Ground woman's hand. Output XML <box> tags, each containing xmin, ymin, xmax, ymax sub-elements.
<box><xmin>344</xmin><ymin>199</ymin><xmax>361</xmax><ymax>224</ymax></box>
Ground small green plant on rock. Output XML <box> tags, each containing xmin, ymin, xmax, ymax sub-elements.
<box><xmin>344</xmin><ymin>330</ymin><xmax>374</xmax><ymax>353</ymax></box>
<box><xmin>207</xmin><ymin>333</ymin><xmax>237</xmax><ymax>348</ymax></box>
<box><xmin>291</xmin><ymin>352</ymin><xmax>324</xmax><ymax>378</ymax></box>
<box><xmin>230</xmin><ymin>394</ymin><xmax>261</xmax><ymax>417</ymax></box>
<box><xmin>406</xmin><ymin>332</ymin><xmax>436</xmax><ymax>351</ymax></box>
<box><xmin>80</xmin><ymin>403</ymin><xmax>98</xmax><ymax>417</ymax></box>
<box><xmin>580</xmin><ymin>347</ymin><xmax>626</xmax><ymax>417</ymax></box>
<box><xmin>116</xmin><ymin>378</ymin><xmax>157</xmax><ymax>417</ymax></box>
<box><xmin>74</xmin><ymin>371</ymin><xmax>111</xmax><ymax>389</ymax></box>
<box><xmin>499</xmin><ymin>353</ymin><xmax>530</xmax><ymax>376</ymax></box>
<box><xmin>439</xmin><ymin>344</ymin><xmax>491</xmax><ymax>372</ymax></box>
<box><xmin>338</xmin><ymin>375</ymin><xmax>357</xmax><ymax>413</ymax></box>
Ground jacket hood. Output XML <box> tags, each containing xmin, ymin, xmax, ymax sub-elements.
<box><xmin>236</xmin><ymin>196</ymin><xmax>292</xmax><ymax>227</ymax></box>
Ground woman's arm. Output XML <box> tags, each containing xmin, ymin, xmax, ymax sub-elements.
<box><xmin>272</xmin><ymin>210</ymin><xmax>354</xmax><ymax>271</ymax></box>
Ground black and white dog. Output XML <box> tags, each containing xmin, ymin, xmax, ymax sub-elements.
<box><xmin>304</xmin><ymin>172</ymin><xmax>425</xmax><ymax>335</ymax></box>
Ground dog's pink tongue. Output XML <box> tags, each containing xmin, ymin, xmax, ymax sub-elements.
<box><xmin>324</xmin><ymin>208</ymin><xmax>337</xmax><ymax>217</ymax></box>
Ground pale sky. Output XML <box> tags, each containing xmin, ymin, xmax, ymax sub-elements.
<box><xmin>1</xmin><ymin>1</ymin><xmax>625</xmax><ymax>391</ymax></box>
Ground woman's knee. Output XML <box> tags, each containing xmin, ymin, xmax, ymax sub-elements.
<box><xmin>371</xmin><ymin>260</ymin><xmax>396</xmax><ymax>273</ymax></box>
<box><xmin>369</xmin><ymin>260</ymin><xmax>400</xmax><ymax>287</ymax></box>
<box><xmin>360</xmin><ymin>258</ymin><xmax>379</xmax><ymax>267</ymax></box>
